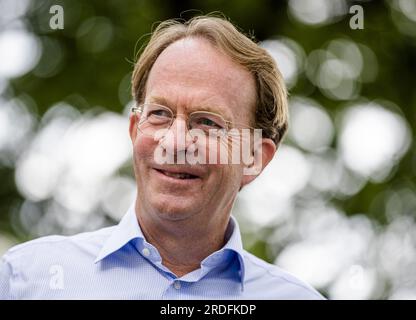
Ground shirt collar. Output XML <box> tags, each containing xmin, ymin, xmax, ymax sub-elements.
<box><xmin>201</xmin><ymin>216</ymin><xmax>246</xmax><ymax>290</ymax></box>
<box><xmin>95</xmin><ymin>201</ymin><xmax>246</xmax><ymax>288</ymax></box>
<box><xmin>94</xmin><ymin>202</ymin><xmax>143</xmax><ymax>263</ymax></box>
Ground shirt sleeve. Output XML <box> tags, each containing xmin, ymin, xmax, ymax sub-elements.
<box><xmin>0</xmin><ymin>254</ymin><xmax>12</xmax><ymax>300</ymax></box>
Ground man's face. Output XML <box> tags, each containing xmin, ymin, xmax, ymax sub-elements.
<box><xmin>130</xmin><ymin>38</ymin><xmax>258</xmax><ymax>223</ymax></box>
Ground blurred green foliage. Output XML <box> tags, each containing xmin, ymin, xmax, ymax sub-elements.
<box><xmin>1</xmin><ymin>0</ymin><xmax>416</xmax><ymax>299</ymax></box>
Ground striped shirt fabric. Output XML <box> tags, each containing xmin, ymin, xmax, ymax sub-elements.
<box><xmin>0</xmin><ymin>202</ymin><xmax>324</xmax><ymax>299</ymax></box>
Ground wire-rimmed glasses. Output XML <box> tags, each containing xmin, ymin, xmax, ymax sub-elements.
<box><xmin>131</xmin><ymin>103</ymin><xmax>255</xmax><ymax>140</ymax></box>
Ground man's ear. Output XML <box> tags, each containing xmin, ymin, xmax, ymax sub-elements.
<box><xmin>240</xmin><ymin>138</ymin><xmax>276</xmax><ymax>189</ymax></box>
<box><xmin>129</xmin><ymin>112</ymin><xmax>139</xmax><ymax>143</ymax></box>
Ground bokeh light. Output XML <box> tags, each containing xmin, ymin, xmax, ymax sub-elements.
<box><xmin>1</xmin><ymin>0</ymin><xmax>415</xmax><ymax>300</ymax></box>
<box><xmin>261</xmin><ymin>38</ymin><xmax>305</xmax><ymax>88</ymax></box>
<box><xmin>288</xmin><ymin>0</ymin><xmax>347</xmax><ymax>26</ymax></box>
<box><xmin>0</xmin><ymin>29</ymin><xmax>41</xmax><ymax>79</ymax></box>
<box><xmin>288</xmin><ymin>96</ymin><xmax>334</xmax><ymax>152</ymax></box>
<box><xmin>338</xmin><ymin>102</ymin><xmax>411</xmax><ymax>181</ymax></box>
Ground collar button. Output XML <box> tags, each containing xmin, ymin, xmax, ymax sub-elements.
<box><xmin>142</xmin><ymin>248</ymin><xmax>150</xmax><ymax>257</ymax></box>
<box><xmin>173</xmin><ymin>281</ymin><xmax>181</xmax><ymax>290</ymax></box>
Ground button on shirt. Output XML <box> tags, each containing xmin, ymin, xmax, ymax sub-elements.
<box><xmin>0</xmin><ymin>203</ymin><xmax>324</xmax><ymax>299</ymax></box>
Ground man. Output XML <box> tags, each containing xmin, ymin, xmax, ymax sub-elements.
<box><xmin>0</xmin><ymin>15</ymin><xmax>323</xmax><ymax>299</ymax></box>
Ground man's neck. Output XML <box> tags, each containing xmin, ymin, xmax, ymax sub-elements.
<box><xmin>136</xmin><ymin>206</ymin><xmax>230</xmax><ymax>277</ymax></box>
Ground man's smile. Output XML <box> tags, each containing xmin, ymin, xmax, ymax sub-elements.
<box><xmin>151</xmin><ymin>165</ymin><xmax>205</xmax><ymax>185</ymax></box>
<box><xmin>156</xmin><ymin>169</ymin><xmax>198</xmax><ymax>179</ymax></box>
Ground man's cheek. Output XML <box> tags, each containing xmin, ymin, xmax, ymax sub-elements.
<box><xmin>135</xmin><ymin>136</ymin><xmax>156</xmax><ymax>158</ymax></box>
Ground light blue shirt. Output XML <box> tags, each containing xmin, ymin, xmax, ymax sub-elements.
<box><xmin>0</xmin><ymin>202</ymin><xmax>324</xmax><ymax>299</ymax></box>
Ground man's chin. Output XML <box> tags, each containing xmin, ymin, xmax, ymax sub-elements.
<box><xmin>149</xmin><ymin>197</ymin><xmax>201</xmax><ymax>221</ymax></box>
<box><xmin>154</xmin><ymin>208</ymin><xmax>197</xmax><ymax>222</ymax></box>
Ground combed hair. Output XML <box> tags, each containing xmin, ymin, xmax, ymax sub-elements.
<box><xmin>131</xmin><ymin>15</ymin><xmax>288</xmax><ymax>145</ymax></box>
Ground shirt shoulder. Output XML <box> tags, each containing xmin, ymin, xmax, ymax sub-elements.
<box><xmin>0</xmin><ymin>226</ymin><xmax>117</xmax><ymax>299</ymax></box>
<box><xmin>242</xmin><ymin>250</ymin><xmax>325</xmax><ymax>300</ymax></box>
<box><xmin>4</xmin><ymin>226</ymin><xmax>115</xmax><ymax>265</ymax></box>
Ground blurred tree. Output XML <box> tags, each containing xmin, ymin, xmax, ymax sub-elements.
<box><xmin>1</xmin><ymin>0</ymin><xmax>415</xmax><ymax>299</ymax></box>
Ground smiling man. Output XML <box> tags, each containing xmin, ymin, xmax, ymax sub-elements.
<box><xmin>0</xmin><ymin>15</ymin><xmax>323</xmax><ymax>299</ymax></box>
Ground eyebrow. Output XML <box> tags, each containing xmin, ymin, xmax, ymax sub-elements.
<box><xmin>147</xmin><ymin>95</ymin><xmax>234</xmax><ymax>122</ymax></box>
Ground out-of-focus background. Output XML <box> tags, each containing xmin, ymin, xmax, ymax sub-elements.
<box><xmin>0</xmin><ymin>0</ymin><xmax>415</xmax><ymax>299</ymax></box>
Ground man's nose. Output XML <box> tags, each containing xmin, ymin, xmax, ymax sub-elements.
<box><xmin>160</xmin><ymin>116</ymin><xmax>194</xmax><ymax>154</ymax></box>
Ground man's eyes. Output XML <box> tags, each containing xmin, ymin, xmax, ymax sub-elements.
<box><xmin>148</xmin><ymin>109</ymin><xmax>171</xmax><ymax>118</ymax></box>
<box><xmin>145</xmin><ymin>109</ymin><xmax>225</xmax><ymax>130</ymax></box>
<box><xmin>197</xmin><ymin>118</ymin><xmax>218</xmax><ymax>126</ymax></box>
<box><xmin>193</xmin><ymin>117</ymin><xmax>223</xmax><ymax>129</ymax></box>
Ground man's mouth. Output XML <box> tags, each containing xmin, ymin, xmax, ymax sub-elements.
<box><xmin>154</xmin><ymin>168</ymin><xmax>199</xmax><ymax>180</ymax></box>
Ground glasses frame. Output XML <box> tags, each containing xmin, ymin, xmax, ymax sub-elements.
<box><xmin>131</xmin><ymin>103</ymin><xmax>256</xmax><ymax>138</ymax></box>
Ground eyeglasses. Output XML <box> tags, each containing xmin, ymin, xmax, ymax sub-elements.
<box><xmin>131</xmin><ymin>103</ymin><xmax>255</xmax><ymax>139</ymax></box>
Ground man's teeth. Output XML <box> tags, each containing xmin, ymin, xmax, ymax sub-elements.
<box><xmin>162</xmin><ymin>171</ymin><xmax>195</xmax><ymax>179</ymax></box>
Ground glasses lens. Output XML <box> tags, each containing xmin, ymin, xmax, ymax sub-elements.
<box><xmin>189</xmin><ymin>112</ymin><xmax>227</xmax><ymax>133</ymax></box>
<box><xmin>138</xmin><ymin>104</ymin><xmax>173</xmax><ymax>136</ymax></box>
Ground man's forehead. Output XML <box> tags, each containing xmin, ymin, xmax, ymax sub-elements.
<box><xmin>149</xmin><ymin>38</ymin><xmax>254</xmax><ymax>88</ymax></box>
<box><xmin>145</xmin><ymin>37</ymin><xmax>256</xmax><ymax>121</ymax></box>
<box><xmin>156</xmin><ymin>37</ymin><xmax>232</xmax><ymax>68</ymax></box>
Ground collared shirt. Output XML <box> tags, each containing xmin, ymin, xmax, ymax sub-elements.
<box><xmin>0</xmin><ymin>202</ymin><xmax>324</xmax><ymax>299</ymax></box>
